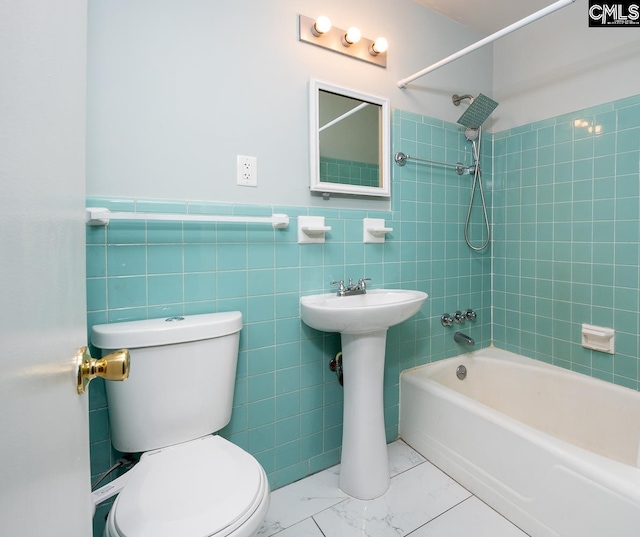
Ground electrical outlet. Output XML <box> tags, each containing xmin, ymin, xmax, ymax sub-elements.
<box><xmin>237</xmin><ymin>155</ymin><xmax>257</xmax><ymax>187</ymax></box>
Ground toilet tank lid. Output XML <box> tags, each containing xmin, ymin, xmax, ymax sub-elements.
<box><xmin>91</xmin><ymin>312</ymin><xmax>242</xmax><ymax>349</ymax></box>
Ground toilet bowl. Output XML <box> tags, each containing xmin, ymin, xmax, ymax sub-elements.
<box><xmin>102</xmin><ymin>436</ymin><xmax>269</xmax><ymax>537</ymax></box>
<box><xmin>91</xmin><ymin>313</ymin><xmax>269</xmax><ymax>537</ymax></box>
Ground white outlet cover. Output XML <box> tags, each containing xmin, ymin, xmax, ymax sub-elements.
<box><xmin>237</xmin><ymin>155</ymin><xmax>257</xmax><ymax>187</ymax></box>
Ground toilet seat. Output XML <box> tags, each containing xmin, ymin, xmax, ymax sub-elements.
<box><xmin>106</xmin><ymin>435</ymin><xmax>269</xmax><ymax>537</ymax></box>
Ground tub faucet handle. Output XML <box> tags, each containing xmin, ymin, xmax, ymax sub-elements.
<box><xmin>454</xmin><ymin>311</ymin><xmax>465</xmax><ymax>323</ymax></box>
<box><xmin>441</xmin><ymin>313</ymin><xmax>454</xmax><ymax>327</ymax></box>
<box><xmin>465</xmin><ymin>309</ymin><xmax>476</xmax><ymax>321</ymax></box>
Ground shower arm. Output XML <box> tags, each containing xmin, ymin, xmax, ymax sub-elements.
<box><xmin>452</xmin><ymin>94</ymin><xmax>474</xmax><ymax>106</ymax></box>
<box><xmin>397</xmin><ymin>0</ymin><xmax>576</xmax><ymax>88</ymax></box>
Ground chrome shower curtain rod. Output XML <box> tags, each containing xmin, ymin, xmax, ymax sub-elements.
<box><xmin>397</xmin><ymin>0</ymin><xmax>576</xmax><ymax>88</ymax></box>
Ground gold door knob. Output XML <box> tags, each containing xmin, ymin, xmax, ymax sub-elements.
<box><xmin>76</xmin><ymin>346</ymin><xmax>130</xmax><ymax>394</ymax></box>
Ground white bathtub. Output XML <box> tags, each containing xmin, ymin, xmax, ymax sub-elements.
<box><xmin>399</xmin><ymin>347</ymin><xmax>640</xmax><ymax>537</ymax></box>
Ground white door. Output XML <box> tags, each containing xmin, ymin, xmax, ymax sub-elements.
<box><xmin>0</xmin><ymin>1</ymin><xmax>92</xmax><ymax>535</ymax></box>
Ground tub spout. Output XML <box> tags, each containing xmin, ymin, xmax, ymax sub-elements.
<box><xmin>454</xmin><ymin>332</ymin><xmax>475</xmax><ymax>346</ymax></box>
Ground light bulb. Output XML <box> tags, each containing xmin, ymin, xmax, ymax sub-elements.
<box><xmin>312</xmin><ymin>16</ymin><xmax>332</xmax><ymax>36</ymax></box>
<box><xmin>344</xmin><ymin>26</ymin><xmax>361</xmax><ymax>45</ymax></box>
<box><xmin>371</xmin><ymin>37</ymin><xmax>388</xmax><ymax>55</ymax></box>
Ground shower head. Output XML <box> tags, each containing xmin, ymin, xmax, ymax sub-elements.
<box><xmin>456</xmin><ymin>93</ymin><xmax>499</xmax><ymax>129</ymax></box>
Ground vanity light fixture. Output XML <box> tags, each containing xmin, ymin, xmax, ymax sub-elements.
<box><xmin>312</xmin><ymin>15</ymin><xmax>332</xmax><ymax>36</ymax></box>
<box><xmin>370</xmin><ymin>37</ymin><xmax>388</xmax><ymax>56</ymax></box>
<box><xmin>298</xmin><ymin>14</ymin><xmax>387</xmax><ymax>68</ymax></box>
<box><xmin>343</xmin><ymin>26</ymin><xmax>361</xmax><ymax>46</ymax></box>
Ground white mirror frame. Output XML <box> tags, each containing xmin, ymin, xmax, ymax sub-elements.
<box><xmin>309</xmin><ymin>79</ymin><xmax>390</xmax><ymax>198</ymax></box>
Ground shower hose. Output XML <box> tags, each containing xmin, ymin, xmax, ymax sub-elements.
<box><xmin>464</xmin><ymin>128</ymin><xmax>491</xmax><ymax>251</ymax></box>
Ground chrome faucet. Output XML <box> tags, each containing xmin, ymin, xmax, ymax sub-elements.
<box><xmin>454</xmin><ymin>332</ymin><xmax>475</xmax><ymax>346</ymax></box>
<box><xmin>331</xmin><ymin>278</ymin><xmax>371</xmax><ymax>296</ymax></box>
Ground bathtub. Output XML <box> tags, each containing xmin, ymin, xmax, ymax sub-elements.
<box><xmin>399</xmin><ymin>347</ymin><xmax>640</xmax><ymax>537</ymax></box>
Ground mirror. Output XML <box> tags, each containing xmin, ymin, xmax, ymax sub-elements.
<box><xmin>310</xmin><ymin>79</ymin><xmax>390</xmax><ymax>198</ymax></box>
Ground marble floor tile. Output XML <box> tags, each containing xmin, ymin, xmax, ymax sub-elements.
<box><xmin>408</xmin><ymin>496</ymin><xmax>529</xmax><ymax>537</ymax></box>
<box><xmin>387</xmin><ymin>439</ymin><xmax>426</xmax><ymax>477</ymax></box>
<box><xmin>258</xmin><ymin>439</ymin><xmax>428</xmax><ymax>537</ymax></box>
<box><xmin>258</xmin><ymin>441</ymin><xmax>524</xmax><ymax>537</ymax></box>
<box><xmin>313</xmin><ymin>461</ymin><xmax>471</xmax><ymax>537</ymax></box>
<box><xmin>257</xmin><ymin>466</ymin><xmax>347</xmax><ymax>536</ymax></box>
<box><xmin>268</xmin><ymin>517</ymin><xmax>326</xmax><ymax>537</ymax></box>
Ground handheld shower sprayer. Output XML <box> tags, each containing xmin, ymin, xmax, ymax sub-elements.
<box><xmin>452</xmin><ymin>91</ymin><xmax>499</xmax><ymax>252</ymax></box>
<box><xmin>464</xmin><ymin>127</ymin><xmax>479</xmax><ymax>142</ymax></box>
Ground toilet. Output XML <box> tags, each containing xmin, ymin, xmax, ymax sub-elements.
<box><xmin>91</xmin><ymin>312</ymin><xmax>270</xmax><ymax>537</ymax></box>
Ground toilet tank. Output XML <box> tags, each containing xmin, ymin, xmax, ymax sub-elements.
<box><xmin>91</xmin><ymin>312</ymin><xmax>242</xmax><ymax>453</ymax></box>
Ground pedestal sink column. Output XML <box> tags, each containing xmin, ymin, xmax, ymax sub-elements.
<box><xmin>339</xmin><ymin>329</ymin><xmax>390</xmax><ymax>500</ymax></box>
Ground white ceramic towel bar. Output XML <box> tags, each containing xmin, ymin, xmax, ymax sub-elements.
<box><xmin>85</xmin><ymin>207</ymin><xmax>289</xmax><ymax>229</ymax></box>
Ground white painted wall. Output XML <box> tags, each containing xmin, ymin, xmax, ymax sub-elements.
<box><xmin>493</xmin><ymin>0</ymin><xmax>640</xmax><ymax>132</ymax></box>
<box><xmin>86</xmin><ymin>0</ymin><xmax>492</xmax><ymax>209</ymax></box>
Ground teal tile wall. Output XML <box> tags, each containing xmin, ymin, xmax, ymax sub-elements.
<box><xmin>320</xmin><ymin>156</ymin><xmax>380</xmax><ymax>187</ymax></box>
<box><xmin>87</xmin><ymin>108</ymin><xmax>492</xmax><ymax>514</ymax></box>
<box><xmin>493</xmin><ymin>93</ymin><xmax>640</xmax><ymax>390</ymax></box>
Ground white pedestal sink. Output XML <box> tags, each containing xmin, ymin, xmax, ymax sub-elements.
<box><xmin>300</xmin><ymin>289</ymin><xmax>428</xmax><ymax>499</ymax></box>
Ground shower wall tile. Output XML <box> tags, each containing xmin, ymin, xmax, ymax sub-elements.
<box><xmin>493</xmin><ymin>94</ymin><xmax>640</xmax><ymax>390</ymax></box>
<box><xmin>86</xmin><ymin>109</ymin><xmax>491</xmax><ymax>496</ymax></box>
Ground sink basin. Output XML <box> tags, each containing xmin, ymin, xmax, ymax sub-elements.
<box><xmin>300</xmin><ymin>289</ymin><xmax>428</xmax><ymax>335</ymax></box>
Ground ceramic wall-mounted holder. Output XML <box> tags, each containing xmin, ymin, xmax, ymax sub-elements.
<box><xmin>363</xmin><ymin>218</ymin><xmax>393</xmax><ymax>243</ymax></box>
<box><xmin>581</xmin><ymin>323</ymin><xmax>615</xmax><ymax>354</ymax></box>
<box><xmin>298</xmin><ymin>215</ymin><xmax>331</xmax><ymax>244</ymax></box>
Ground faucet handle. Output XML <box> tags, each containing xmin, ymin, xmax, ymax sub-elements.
<box><xmin>358</xmin><ymin>277</ymin><xmax>371</xmax><ymax>289</ymax></box>
<box><xmin>441</xmin><ymin>313</ymin><xmax>454</xmax><ymax>327</ymax></box>
<box><xmin>330</xmin><ymin>280</ymin><xmax>346</xmax><ymax>296</ymax></box>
